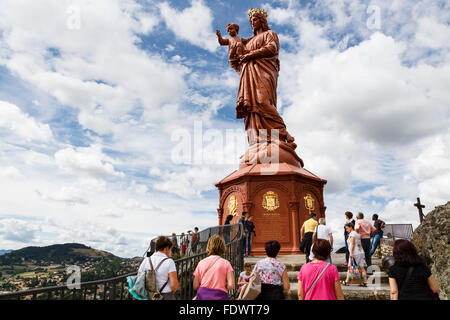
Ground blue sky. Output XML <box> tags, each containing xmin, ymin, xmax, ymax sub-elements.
<box><xmin>0</xmin><ymin>0</ymin><xmax>449</xmax><ymax>258</ymax></box>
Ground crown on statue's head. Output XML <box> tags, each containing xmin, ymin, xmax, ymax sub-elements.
<box><xmin>248</xmin><ymin>8</ymin><xmax>268</xmax><ymax>20</ymax></box>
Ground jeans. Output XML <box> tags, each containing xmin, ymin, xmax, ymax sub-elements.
<box><xmin>344</xmin><ymin>233</ymin><xmax>349</xmax><ymax>263</ymax></box>
<box><xmin>244</xmin><ymin>233</ymin><xmax>253</xmax><ymax>255</ymax></box>
<box><xmin>361</xmin><ymin>238</ymin><xmax>371</xmax><ymax>267</ymax></box>
<box><xmin>369</xmin><ymin>233</ymin><xmax>381</xmax><ymax>256</ymax></box>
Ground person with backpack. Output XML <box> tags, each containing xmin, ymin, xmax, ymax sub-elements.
<box><xmin>388</xmin><ymin>239</ymin><xmax>440</xmax><ymax>300</ymax></box>
<box><xmin>298</xmin><ymin>239</ymin><xmax>344</xmax><ymax>300</ymax></box>
<box><xmin>138</xmin><ymin>236</ymin><xmax>179</xmax><ymax>300</ymax></box>
<box><xmin>193</xmin><ymin>235</ymin><xmax>235</xmax><ymax>300</ymax></box>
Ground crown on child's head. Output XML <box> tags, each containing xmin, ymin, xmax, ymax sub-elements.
<box><xmin>248</xmin><ymin>8</ymin><xmax>268</xmax><ymax>20</ymax></box>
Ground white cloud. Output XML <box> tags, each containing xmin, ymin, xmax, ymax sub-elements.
<box><xmin>0</xmin><ymin>166</ymin><xmax>23</xmax><ymax>179</ymax></box>
<box><xmin>412</xmin><ymin>132</ymin><xmax>450</xmax><ymax>206</ymax></box>
<box><xmin>159</xmin><ymin>0</ymin><xmax>217</xmax><ymax>52</ymax></box>
<box><xmin>415</xmin><ymin>17</ymin><xmax>450</xmax><ymax>49</ymax></box>
<box><xmin>0</xmin><ymin>0</ymin><xmax>449</xmax><ymax>258</ymax></box>
<box><xmin>54</xmin><ymin>145</ymin><xmax>124</xmax><ymax>180</ymax></box>
<box><xmin>0</xmin><ymin>101</ymin><xmax>53</xmax><ymax>143</ymax></box>
<box><xmin>0</xmin><ymin>219</ymin><xmax>41</xmax><ymax>243</ymax></box>
<box><xmin>0</xmin><ymin>0</ymin><xmax>188</xmax><ymax>136</ymax></box>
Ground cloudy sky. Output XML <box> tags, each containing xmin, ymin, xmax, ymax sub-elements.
<box><xmin>0</xmin><ymin>0</ymin><xmax>449</xmax><ymax>258</ymax></box>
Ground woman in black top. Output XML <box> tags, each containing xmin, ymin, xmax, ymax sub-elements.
<box><xmin>223</xmin><ymin>214</ymin><xmax>233</xmax><ymax>244</ymax></box>
<box><xmin>388</xmin><ymin>239</ymin><xmax>440</xmax><ymax>300</ymax></box>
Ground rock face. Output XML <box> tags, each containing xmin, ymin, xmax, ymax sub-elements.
<box><xmin>379</xmin><ymin>238</ymin><xmax>395</xmax><ymax>260</ymax></box>
<box><xmin>412</xmin><ymin>201</ymin><xmax>450</xmax><ymax>300</ymax></box>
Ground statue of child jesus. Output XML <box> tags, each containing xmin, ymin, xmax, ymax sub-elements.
<box><xmin>216</xmin><ymin>23</ymin><xmax>249</xmax><ymax>73</ymax></box>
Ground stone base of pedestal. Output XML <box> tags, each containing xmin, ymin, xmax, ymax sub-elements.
<box><xmin>216</xmin><ymin>163</ymin><xmax>327</xmax><ymax>255</ymax></box>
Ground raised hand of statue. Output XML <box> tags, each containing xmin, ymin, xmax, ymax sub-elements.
<box><xmin>216</xmin><ymin>30</ymin><xmax>221</xmax><ymax>38</ymax></box>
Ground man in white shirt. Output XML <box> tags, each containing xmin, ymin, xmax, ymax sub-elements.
<box><xmin>311</xmin><ymin>218</ymin><xmax>333</xmax><ymax>262</ymax></box>
<box><xmin>138</xmin><ymin>236</ymin><xmax>180</xmax><ymax>300</ymax></box>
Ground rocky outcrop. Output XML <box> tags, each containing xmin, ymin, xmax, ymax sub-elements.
<box><xmin>412</xmin><ymin>201</ymin><xmax>450</xmax><ymax>300</ymax></box>
<box><xmin>379</xmin><ymin>238</ymin><xmax>395</xmax><ymax>260</ymax></box>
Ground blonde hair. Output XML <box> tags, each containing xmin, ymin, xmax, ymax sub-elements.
<box><xmin>206</xmin><ymin>235</ymin><xmax>226</xmax><ymax>256</ymax></box>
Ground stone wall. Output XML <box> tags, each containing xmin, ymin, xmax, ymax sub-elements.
<box><xmin>412</xmin><ymin>201</ymin><xmax>450</xmax><ymax>300</ymax></box>
<box><xmin>379</xmin><ymin>238</ymin><xmax>394</xmax><ymax>260</ymax></box>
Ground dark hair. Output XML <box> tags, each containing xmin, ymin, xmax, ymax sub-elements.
<box><xmin>345</xmin><ymin>222</ymin><xmax>354</xmax><ymax>230</ymax></box>
<box><xmin>372</xmin><ymin>214</ymin><xmax>379</xmax><ymax>220</ymax></box>
<box><xmin>393</xmin><ymin>239</ymin><xmax>424</xmax><ymax>266</ymax></box>
<box><xmin>225</xmin><ymin>214</ymin><xmax>233</xmax><ymax>224</ymax></box>
<box><xmin>382</xmin><ymin>256</ymin><xmax>395</xmax><ymax>269</ymax></box>
<box><xmin>244</xmin><ymin>262</ymin><xmax>252</xmax><ymax>268</ymax></box>
<box><xmin>310</xmin><ymin>212</ymin><xmax>317</xmax><ymax>218</ymax></box>
<box><xmin>345</xmin><ymin>211</ymin><xmax>353</xmax><ymax>219</ymax></box>
<box><xmin>312</xmin><ymin>239</ymin><xmax>332</xmax><ymax>261</ymax></box>
<box><xmin>194</xmin><ymin>227</ymin><xmax>199</xmax><ymax>231</ymax></box>
<box><xmin>155</xmin><ymin>236</ymin><xmax>173</xmax><ymax>251</ymax></box>
<box><xmin>264</xmin><ymin>240</ymin><xmax>281</xmax><ymax>258</ymax></box>
<box><xmin>226</xmin><ymin>23</ymin><xmax>239</xmax><ymax>34</ymax></box>
<box><xmin>242</xmin><ymin>211</ymin><xmax>247</xmax><ymax>216</ymax></box>
<box><xmin>357</xmin><ymin>212</ymin><xmax>364</xmax><ymax>219</ymax></box>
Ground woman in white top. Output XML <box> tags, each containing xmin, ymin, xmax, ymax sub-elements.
<box><xmin>310</xmin><ymin>218</ymin><xmax>333</xmax><ymax>263</ymax></box>
<box><xmin>342</xmin><ymin>223</ymin><xmax>368</xmax><ymax>286</ymax></box>
<box><xmin>138</xmin><ymin>236</ymin><xmax>180</xmax><ymax>300</ymax></box>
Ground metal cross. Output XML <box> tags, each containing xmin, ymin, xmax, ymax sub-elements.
<box><xmin>414</xmin><ymin>197</ymin><xmax>425</xmax><ymax>223</ymax></box>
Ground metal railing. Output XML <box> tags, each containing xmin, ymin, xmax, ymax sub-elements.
<box><xmin>383</xmin><ymin>224</ymin><xmax>414</xmax><ymax>239</ymax></box>
<box><xmin>0</xmin><ymin>223</ymin><xmax>244</xmax><ymax>300</ymax></box>
<box><xmin>150</xmin><ymin>222</ymin><xmax>245</xmax><ymax>300</ymax></box>
<box><xmin>0</xmin><ymin>272</ymin><xmax>135</xmax><ymax>300</ymax></box>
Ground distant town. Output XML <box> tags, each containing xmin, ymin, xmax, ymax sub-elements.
<box><xmin>0</xmin><ymin>243</ymin><xmax>142</xmax><ymax>294</ymax></box>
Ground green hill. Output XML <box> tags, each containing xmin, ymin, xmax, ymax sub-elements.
<box><xmin>0</xmin><ymin>243</ymin><xmax>122</xmax><ymax>266</ymax></box>
<box><xmin>0</xmin><ymin>250</ymin><xmax>12</xmax><ymax>256</ymax></box>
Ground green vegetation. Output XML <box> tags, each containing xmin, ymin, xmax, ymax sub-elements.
<box><xmin>0</xmin><ymin>243</ymin><xmax>141</xmax><ymax>293</ymax></box>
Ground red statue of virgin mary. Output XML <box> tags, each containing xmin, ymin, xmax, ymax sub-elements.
<box><xmin>233</xmin><ymin>9</ymin><xmax>303</xmax><ymax>168</ymax></box>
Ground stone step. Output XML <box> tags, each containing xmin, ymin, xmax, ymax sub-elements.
<box><xmin>286</xmin><ymin>282</ymin><xmax>391</xmax><ymax>300</ymax></box>
<box><xmin>287</xmin><ymin>271</ymin><xmax>389</xmax><ymax>283</ymax></box>
<box><xmin>244</xmin><ymin>254</ymin><xmax>385</xmax><ymax>272</ymax></box>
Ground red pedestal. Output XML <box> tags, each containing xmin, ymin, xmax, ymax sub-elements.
<box><xmin>216</xmin><ymin>163</ymin><xmax>327</xmax><ymax>255</ymax></box>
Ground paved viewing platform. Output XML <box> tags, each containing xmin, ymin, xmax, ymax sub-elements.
<box><xmin>244</xmin><ymin>253</ymin><xmax>390</xmax><ymax>300</ymax></box>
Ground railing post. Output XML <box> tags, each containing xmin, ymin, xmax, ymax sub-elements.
<box><xmin>103</xmin><ymin>283</ymin><xmax>107</xmax><ymax>300</ymax></box>
<box><xmin>93</xmin><ymin>285</ymin><xmax>98</xmax><ymax>300</ymax></box>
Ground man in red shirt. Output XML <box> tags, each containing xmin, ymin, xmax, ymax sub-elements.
<box><xmin>355</xmin><ymin>212</ymin><xmax>376</xmax><ymax>268</ymax></box>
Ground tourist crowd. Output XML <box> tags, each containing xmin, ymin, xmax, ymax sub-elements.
<box><xmin>135</xmin><ymin>210</ymin><xmax>440</xmax><ymax>301</ymax></box>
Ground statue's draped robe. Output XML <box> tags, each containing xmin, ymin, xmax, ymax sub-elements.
<box><xmin>237</xmin><ymin>30</ymin><xmax>288</xmax><ymax>145</ymax></box>
<box><xmin>236</xmin><ymin>29</ymin><xmax>302</xmax><ymax>167</ymax></box>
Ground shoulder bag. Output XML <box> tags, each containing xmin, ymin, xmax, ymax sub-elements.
<box><xmin>305</xmin><ymin>262</ymin><xmax>331</xmax><ymax>296</ymax></box>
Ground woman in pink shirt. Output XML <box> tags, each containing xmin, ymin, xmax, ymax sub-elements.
<box><xmin>298</xmin><ymin>239</ymin><xmax>344</xmax><ymax>300</ymax></box>
<box><xmin>193</xmin><ymin>235</ymin><xmax>235</xmax><ymax>300</ymax></box>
